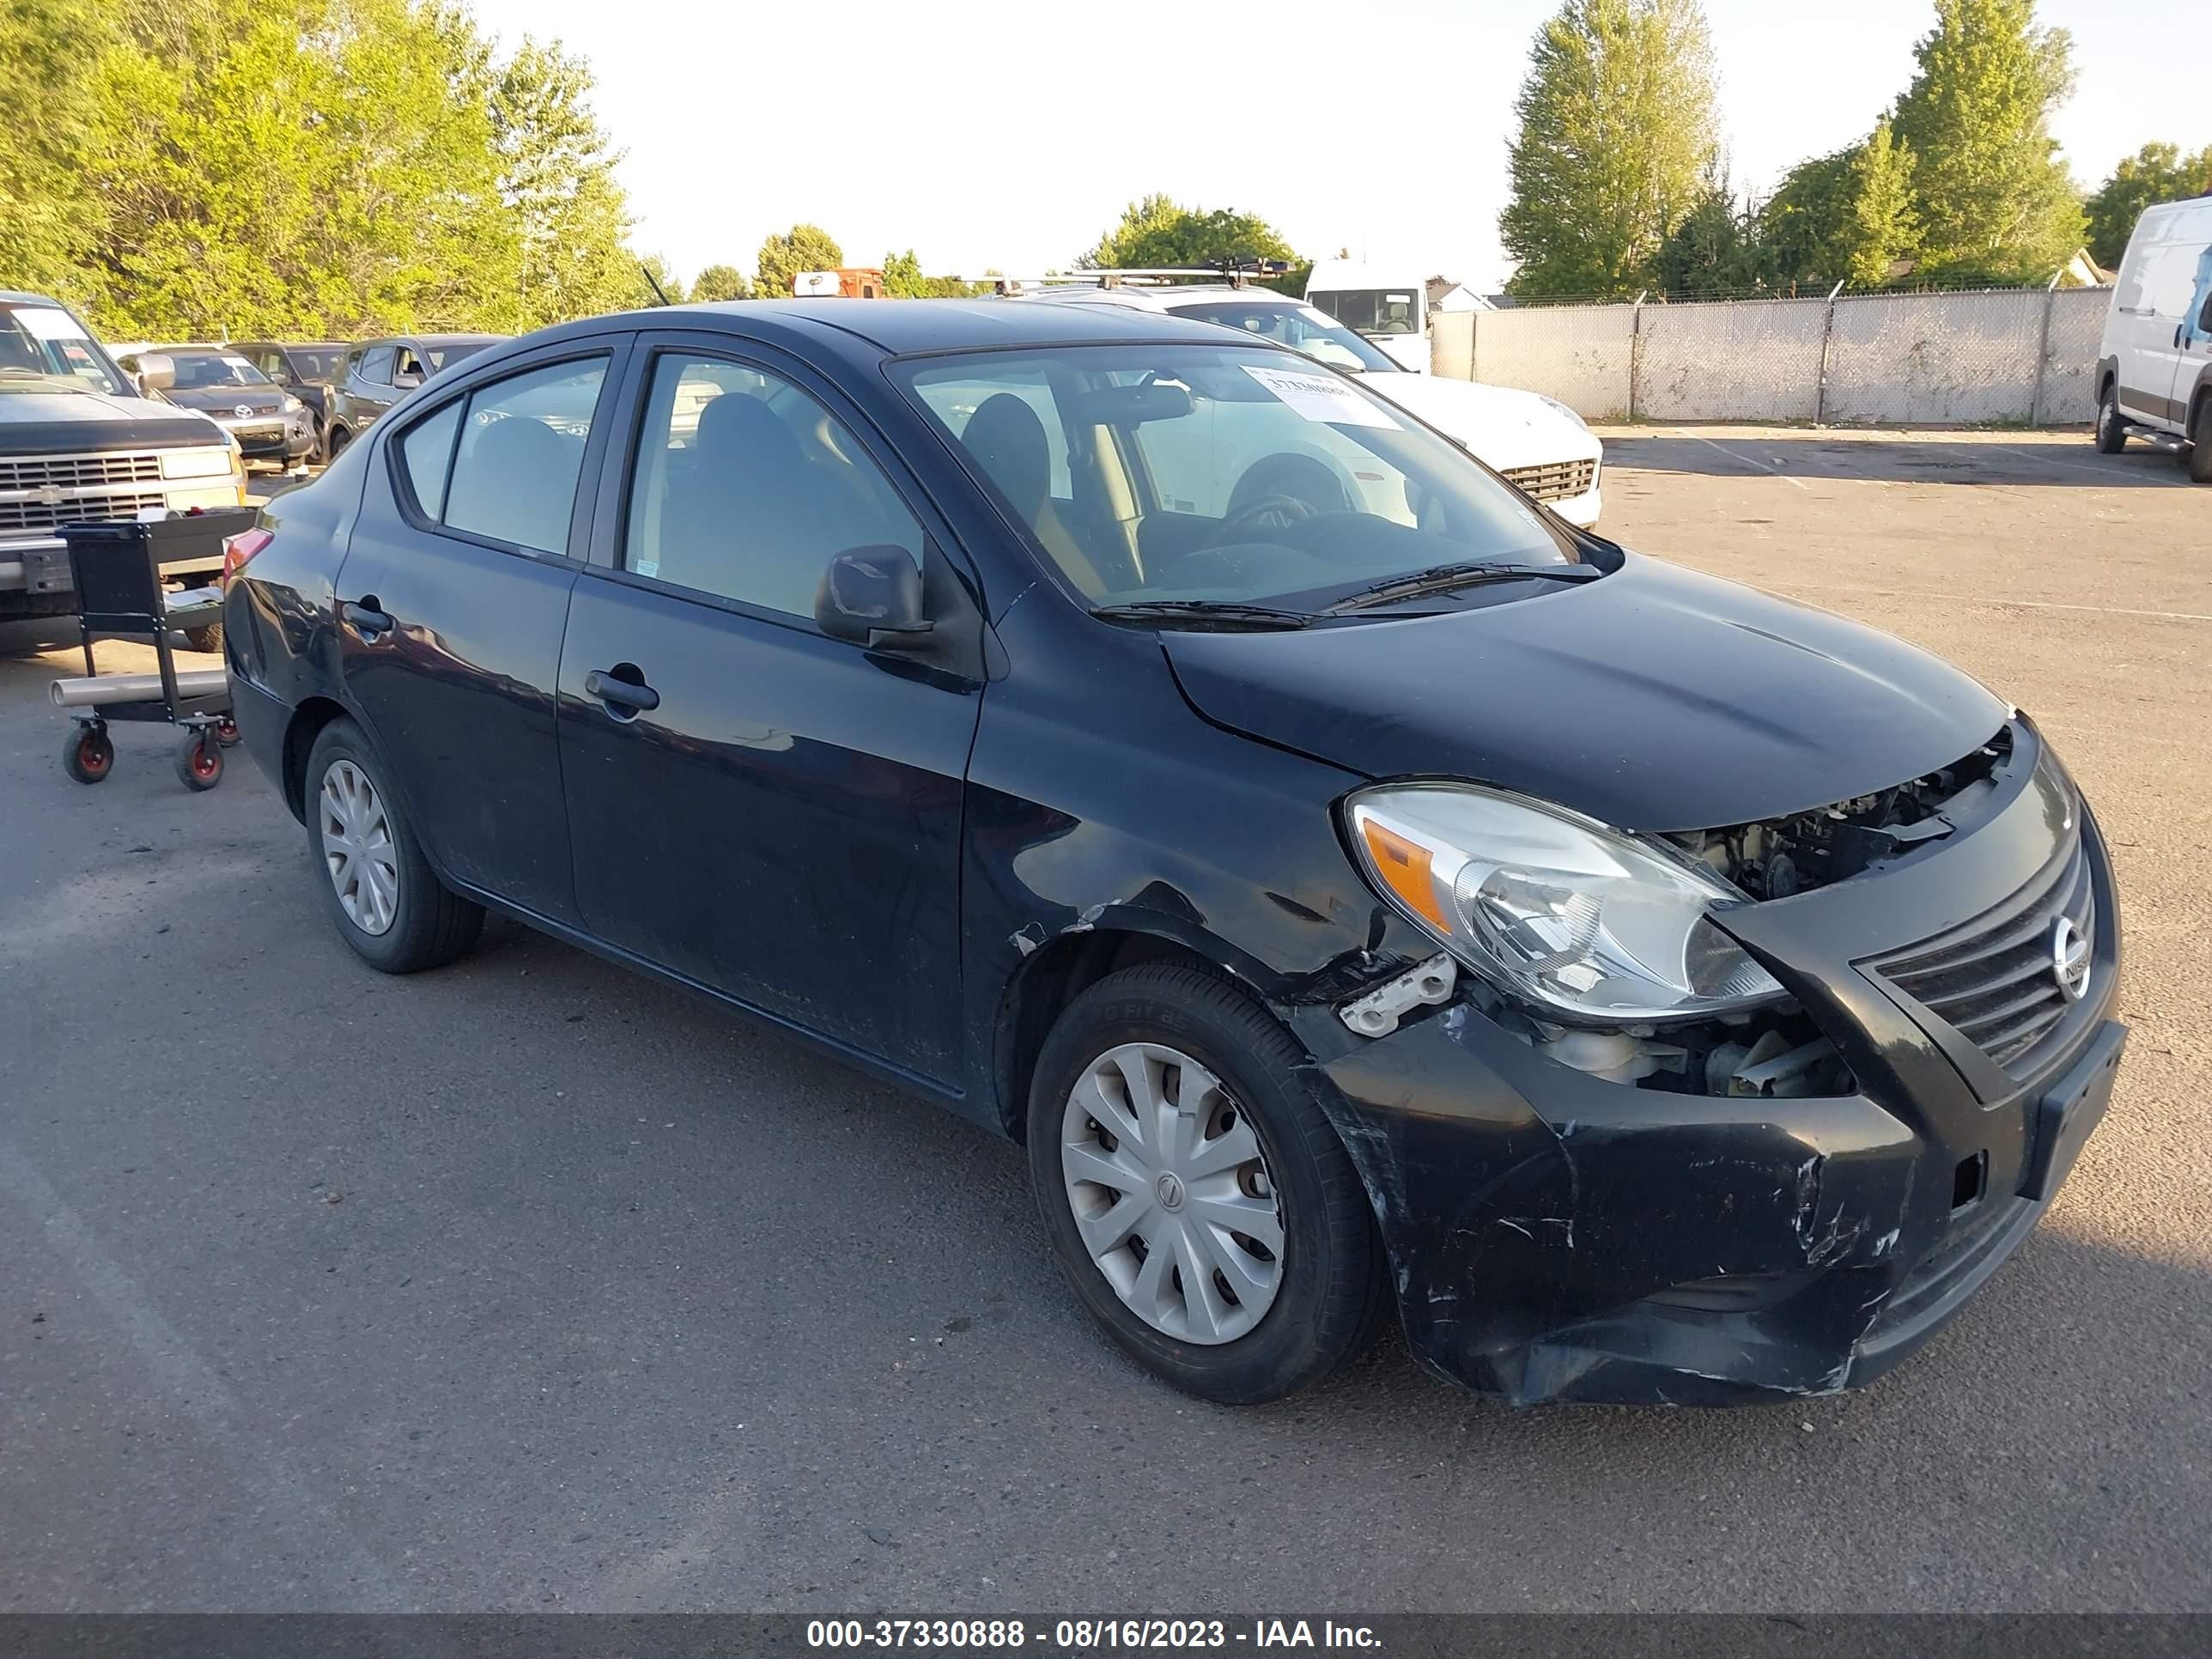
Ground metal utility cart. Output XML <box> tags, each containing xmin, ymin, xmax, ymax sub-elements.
<box><xmin>50</xmin><ymin>511</ymin><xmax>256</xmax><ymax>791</ymax></box>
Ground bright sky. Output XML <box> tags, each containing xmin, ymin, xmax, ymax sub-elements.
<box><xmin>471</xmin><ymin>0</ymin><xmax>2208</xmax><ymax>293</ymax></box>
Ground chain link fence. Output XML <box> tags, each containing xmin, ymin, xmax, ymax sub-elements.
<box><xmin>1431</xmin><ymin>286</ymin><xmax>2112</xmax><ymax>425</ymax></box>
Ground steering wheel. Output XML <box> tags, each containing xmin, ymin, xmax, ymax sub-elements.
<box><xmin>1210</xmin><ymin>492</ymin><xmax>1318</xmax><ymax>544</ymax></box>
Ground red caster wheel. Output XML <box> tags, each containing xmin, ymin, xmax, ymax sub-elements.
<box><xmin>176</xmin><ymin>730</ymin><xmax>223</xmax><ymax>791</ymax></box>
<box><xmin>64</xmin><ymin>726</ymin><xmax>114</xmax><ymax>784</ymax></box>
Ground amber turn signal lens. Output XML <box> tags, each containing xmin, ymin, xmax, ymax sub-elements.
<box><xmin>1358</xmin><ymin>817</ymin><xmax>1449</xmax><ymax>929</ymax></box>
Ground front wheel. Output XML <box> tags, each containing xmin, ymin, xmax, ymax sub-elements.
<box><xmin>2095</xmin><ymin>386</ymin><xmax>2128</xmax><ymax>454</ymax></box>
<box><xmin>2188</xmin><ymin>398</ymin><xmax>2212</xmax><ymax>484</ymax></box>
<box><xmin>305</xmin><ymin>717</ymin><xmax>483</xmax><ymax>973</ymax></box>
<box><xmin>1026</xmin><ymin>963</ymin><xmax>1385</xmax><ymax>1404</ymax></box>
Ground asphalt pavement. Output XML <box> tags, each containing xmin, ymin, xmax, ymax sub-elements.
<box><xmin>2</xmin><ymin>427</ymin><xmax>2206</xmax><ymax>1612</ymax></box>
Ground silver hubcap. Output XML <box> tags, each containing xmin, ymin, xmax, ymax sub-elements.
<box><xmin>319</xmin><ymin>758</ymin><xmax>398</xmax><ymax>936</ymax></box>
<box><xmin>1060</xmin><ymin>1042</ymin><xmax>1284</xmax><ymax>1346</ymax></box>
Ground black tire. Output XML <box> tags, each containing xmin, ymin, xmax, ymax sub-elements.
<box><xmin>175</xmin><ymin>730</ymin><xmax>222</xmax><ymax>791</ymax></box>
<box><xmin>1026</xmin><ymin>963</ymin><xmax>1385</xmax><ymax>1404</ymax></box>
<box><xmin>2094</xmin><ymin>384</ymin><xmax>2128</xmax><ymax>453</ymax></box>
<box><xmin>214</xmin><ymin>714</ymin><xmax>242</xmax><ymax>748</ymax></box>
<box><xmin>63</xmin><ymin>727</ymin><xmax>113</xmax><ymax>785</ymax></box>
<box><xmin>303</xmin><ymin>716</ymin><xmax>483</xmax><ymax>973</ymax></box>
<box><xmin>2189</xmin><ymin>398</ymin><xmax>2212</xmax><ymax>484</ymax></box>
<box><xmin>183</xmin><ymin>621</ymin><xmax>223</xmax><ymax>655</ymax></box>
<box><xmin>325</xmin><ymin>424</ymin><xmax>351</xmax><ymax>462</ymax></box>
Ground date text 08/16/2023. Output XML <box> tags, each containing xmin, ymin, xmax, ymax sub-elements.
<box><xmin>805</xmin><ymin>1619</ymin><xmax>1382</xmax><ymax>1650</ymax></box>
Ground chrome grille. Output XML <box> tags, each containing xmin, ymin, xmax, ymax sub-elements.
<box><xmin>0</xmin><ymin>490</ymin><xmax>169</xmax><ymax>533</ymax></box>
<box><xmin>0</xmin><ymin>453</ymin><xmax>164</xmax><ymax>490</ymax></box>
<box><xmin>1871</xmin><ymin>833</ymin><xmax>2094</xmax><ymax>1079</ymax></box>
<box><xmin>1501</xmin><ymin>457</ymin><xmax>1597</xmax><ymax>501</ymax></box>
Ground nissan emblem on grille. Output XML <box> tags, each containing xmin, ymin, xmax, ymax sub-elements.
<box><xmin>2051</xmin><ymin>916</ymin><xmax>2092</xmax><ymax>1002</ymax></box>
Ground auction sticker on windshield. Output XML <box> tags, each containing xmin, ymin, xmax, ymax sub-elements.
<box><xmin>13</xmin><ymin>307</ymin><xmax>92</xmax><ymax>342</ymax></box>
<box><xmin>1240</xmin><ymin>363</ymin><xmax>1400</xmax><ymax>428</ymax></box>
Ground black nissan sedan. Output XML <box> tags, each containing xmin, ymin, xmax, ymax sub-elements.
<box><xmin>221</xmin><ymin>301</ymin><xmax>2125</xmax><ymax>1407</ymax></box>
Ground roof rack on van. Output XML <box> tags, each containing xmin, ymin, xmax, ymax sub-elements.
<box><xmin>962</xmin><ymin>260</ymin><xmax>1292</xmax><ymax>297</ymax></box>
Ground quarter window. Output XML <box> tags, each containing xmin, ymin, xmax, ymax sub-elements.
<box><xmin>397</xmin><ymin>401</ymin><xmax>462</xmax><ymax>518</ymax></box>
<box><xmin>623</xmin><ymin>353</ymin><xmax>923</xmax><ymax>619</ymax></box>
<box><xmin>433</xmin><ymin>358</ymin><xmax>608</xmax><ymax>554</ymax></box>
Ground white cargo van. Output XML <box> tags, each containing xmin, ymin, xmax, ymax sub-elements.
<box><xmin>2095</xmin><ymin>195</ymin><xmax>2212</xmax><ymax>480</ymax></box>
<box><xmin>1304</xmin><ymin>260</ymin><xmax>1430</xmax><ymax>373</ymax></box>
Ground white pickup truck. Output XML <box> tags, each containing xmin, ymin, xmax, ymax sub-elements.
<box><xmin>0</xmin><ymin>291</ymin><xmax>247</xmax><ymax>645</ymax></box>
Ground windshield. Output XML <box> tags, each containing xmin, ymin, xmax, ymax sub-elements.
<box><xmin>1307</xmin><ymin>289</ymin><xmax>1421</xmax><ymax>336</ymax></box>
<box><xmin>0</xmin><ymin>303</ymin><xmax>127</xmax><ymax>395</ymax></box>
<box><xmin>895</xmin><ymin>343</ymin><xmax>1575</xmax><ymax>613</ymax></box>
<box><xmin>169</xmin><ymin>351</ymin><xmax>274</xmax><ymax>391</ymax></box>
<box><xmin>1169</xmin><ymin>300</ymin><xmax>1399</xmax><ymax>373</ymax></box>
<box><xmin>426</xmin><ymin>341</ymin><xmax>490</xmax><ymax>371</ymax></box>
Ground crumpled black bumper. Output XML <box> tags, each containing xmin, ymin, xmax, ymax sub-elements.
<box><xmin>1310</xmin><ymin>1008</ymin><xmax>2121</xmax><ymax>1406</ymax></box>
<box><xmin>1299</xmin><ymin>752</ymin><xmax>2124</xmax><ymax>1407</ymax></box>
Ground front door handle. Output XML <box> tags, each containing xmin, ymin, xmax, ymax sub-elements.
<box><xmin>584</xmin><ymin>667</ymin><xmax>660</xmax><ymax>714</ymax></box>
<box><xmin>341</xmin><ymin>599</ymin><xmax>393</xmax><ymax>637</ymax></box>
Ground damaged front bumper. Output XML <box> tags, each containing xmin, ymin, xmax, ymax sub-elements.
<box><xmin>1299</xmin><ymin>748</ymin><xmax>2125</xmax><ymax>1407</ymax></box>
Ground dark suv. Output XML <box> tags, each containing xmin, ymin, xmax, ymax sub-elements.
<box><xmin>323</xmin><ymin>334</ymin><xmax>501</xmax><ymax>459</ymax></box>
<box><xmin>234</xmin><ymin>342</ymin><xmax>349</xmax><ymax>459</ymax></box>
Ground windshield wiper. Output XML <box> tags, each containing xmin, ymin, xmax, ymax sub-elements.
<box><xmin>1322</xmin><ymin>561</ymin><xmax>1603</xmax><ymax>615</ymax></box>
<box><xmin>1091</xmin><ymin>599</ymin><xmax>1316</xmax><ymax>629</ymax></box>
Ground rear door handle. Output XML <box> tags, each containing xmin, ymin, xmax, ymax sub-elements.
<box><xmin>341</xmin><ymin>599</ymin><xmax>393</xmax><ymax>636</ymax></box>
<box><xmin>584</xmin><ymin>667</ymin><xmax>660</xmax><ymax>714</ymax></box>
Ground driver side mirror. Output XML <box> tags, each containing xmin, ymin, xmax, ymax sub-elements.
<box><xmin>815</xmin><ymin>545</ymin><xmax>933</xmax><ymax>649</ymax></box>
<box><xmin>133</xmin><ymin>352</ymin><xmax>175</xmax><ymax>392</ymax></box>
<box><xmin>392</xmin><ymin>370</ymin><xmax>422</xmax><ymax>391</ymax></box>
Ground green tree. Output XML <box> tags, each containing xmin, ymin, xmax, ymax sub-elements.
<box><xmin>1761</xmin><ymin>119</ymin><xmax>1920</xmax><ymax>289</ymax></box>
<box><xmin>0</xmin><ymin>0</ymin><xmax>116</xmax><ymax>307</ymax></box>
<box><xmin>1079</xmin><ymin>195</ymin><xmax>1298</xmax><ymax>271</ymax></box>
<box><xmin>756</xmin><ymin>223</ymin><xmax>842</xmax><ymax>299</ymax></box>
<box><xmin>881</xmin><ymin>248</ymin><xmax>981</xmax><ymax>298</ymax></box>
<box><xmin>690</xmin><ymin>262</ymin><xmax>750</xmax><ymax>301</ymax></box>
<box><xmin>491</xmin><ymin>36</ymin><xmax>640</xmax><ymax>328</ymax></box>
<box><xmin>1500</xmin><ymin>0</ymin><xmax>1721</xmax><ymax>300</ymax></box>
<box><xmin>2083</xmin><ymin>142</ymin><xmax>2212</xmax><ymax>269</ymax></box>
<box><xmin>1656</xmin><ymin>169</ymin><xmax>1768</xmax><ymax>297</ymax></box>
<box><xmin>1889</xmin><ymin>0</ymin><xmax>2082</xmax><ymax>281</ymax></box>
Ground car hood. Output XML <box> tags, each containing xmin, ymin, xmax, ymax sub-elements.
<box><xmin>0</xmin><ymin>386</ymin><xmax>227</xmax><ymax>453</ymax></box>
<box><xmin>1159</xmin><ymin>553</ymin><xmax>2009</xmax><ymax>834</ymax></box>
<box><xmin>1362</xmin><ymin>373</ymin><xmax>1601</xmax><ymax>472</ymax></box>
<box><xmin>165</xmin><ymin>386</ymin><xmax>287</xmax><ymax>417</ymax></box>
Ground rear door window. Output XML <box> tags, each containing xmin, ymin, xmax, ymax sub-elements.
<box><xmin>433</xmin><ymin>358</ymin><xmax>609</xmax><ymax>555</ymax></box>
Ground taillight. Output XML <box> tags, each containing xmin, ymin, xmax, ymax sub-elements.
<box><xmin>222</xmin><ymin>526</ymin><xmax>273</xmax><ymax>587</ymax></box>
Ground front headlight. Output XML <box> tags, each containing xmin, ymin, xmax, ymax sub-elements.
<box><xmin>281</xmin><ymin>393</ymin><xmax>303</xmax><ymax>413</ymax></box>
<box><xmin>1345</xmin><ymin>784</ymin><xmax>1783</xmax><ymax>1024</ymax></box>
<box><xmin>160</xmin><ymin>445</ymin><xmax>236</xmax><ymax>480</ymax></box>
<box><xmin>1536</xmin><ymin>394</ymin><xmax>1590</xmax><ymax>430</ymax></box>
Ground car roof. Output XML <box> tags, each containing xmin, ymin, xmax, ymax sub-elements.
<box><xmin>240</xmin><ymin>339</ymin><xmax>347</xmax><ymax>350</ymax></box>
<box><xmin>0</xmin><ymin>290</ymin><xmax>71</xmax><ymax>307</ymax></box>
<box><xmin>653</xmin><ymin>298</ymin><xmax>1245</xmax><ymax>355</ymax></box>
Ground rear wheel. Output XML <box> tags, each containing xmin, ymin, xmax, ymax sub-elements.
<box><xmin>2094</xmin><ymin>384</ymin><xmax>2128</xmax><ymax>454</ymax></box>
<box><xmin>305</xmin><ymin>718</ymin><xmax>483</xmax><ymax>973</ymax></box>
<box><xmin>1026</xmin><ymin>963</ymin><xmax>1385</xmax><ymax>1404</ymax></box>
<box><xmin>325</xmin><ymin>424</ymin><xmax>351</xmax><ymax>463</ymax></box>
<box><xmin>2188</xmin><ymin>397</ymin><xmax>2212</xmax><ymax>484</ymax></box>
